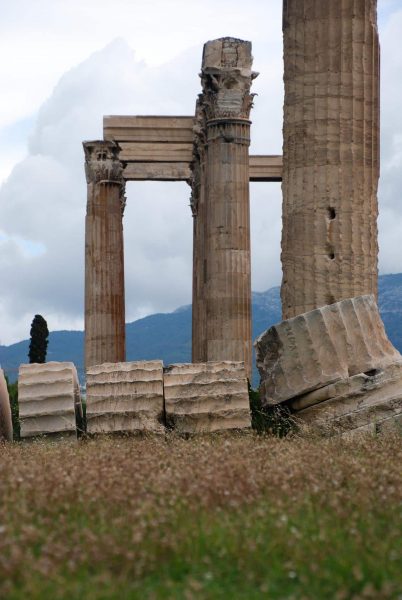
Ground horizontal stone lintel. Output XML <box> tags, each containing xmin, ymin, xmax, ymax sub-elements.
<box><xmin>103</xmin><ymin>115</ymin><xmax>282</xmax><ymax>182</ymax></box>
<box><xmin>123</xmin><ymin>156</ymin><xmax>282</xmax><ymax>182</ymax></box>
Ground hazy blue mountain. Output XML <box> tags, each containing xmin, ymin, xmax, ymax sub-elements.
<box><xmin>1</xmin><ymin>273</ymin><xmax>401</xmax><ymax>387</ymax></box>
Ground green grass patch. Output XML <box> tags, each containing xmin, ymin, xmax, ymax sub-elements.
<box><xmin>1</xmin><ymin>435</ymin><xmax>401</xmax><ymax>599</ymax></box>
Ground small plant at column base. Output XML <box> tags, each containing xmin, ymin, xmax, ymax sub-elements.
<box><xmin>28</xmin><ymin>314</ymin><xmax>49</xmax><ymax>364</ymax></box>
<box><xmin>248</xmin><ymin>381</ymin><xmax>296</xmax><ymax>436</ymax></box>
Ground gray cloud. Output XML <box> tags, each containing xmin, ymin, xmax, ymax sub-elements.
<box><xmin>0</xmin><ymin>2</ymin><xmax>401</xmax><ymax>344</ymax></box>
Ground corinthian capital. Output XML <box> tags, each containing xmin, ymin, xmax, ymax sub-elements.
<box><xmin>200</xmin><ymin>37</ymin><xmax>258</xmax><ymax>121</ymax></box>
<box><xmin>83</xmin><ymin>140</ymin><xmax>124</xmax><ymax>185</ymax></box>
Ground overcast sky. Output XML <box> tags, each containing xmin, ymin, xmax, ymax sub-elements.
<box><xmin>0</xmin><ymin>0</ymin><xmax>401</xmax><ymax>345</ymax></box>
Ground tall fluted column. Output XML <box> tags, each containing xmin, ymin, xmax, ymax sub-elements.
<box><xmin>281</xmin><ymin>0</ymin><xmax>380</xmax><ymax>319</ymax></box>
<box><xmin>191</xmin><ymin>100</ymin><xmax>207</xmax><ymax>362</ymax></box>
<box><xmin>196</xmin><ymin>37</ymin><xmax>256</xmax><ymax>379</ymax></box>
<box><xmin>84</xmin><ymin>141</ymin><xmax>126</xmax><ymax>369</ymax></box>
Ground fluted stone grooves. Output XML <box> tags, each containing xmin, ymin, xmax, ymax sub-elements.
<box><xmin>86</xmin><ymin>361</ymin><xmax>165</xmax><ymax>434</ymax></box>
<box><xmin>281</xmin><ymin>0</ymin><xmax>380</xmax><ymax>319</ymax></box>
<box><xmin>0</xmin><ymin>368</ymin><xmax>13</xmax><ymax>442</ymax></box>
<box><xmin>84</xmin><ymin>140</ymin><xmax>126</xmax><ymax>369</ymax></box>
<box><xmin>163</xmin><ymin>361</ymin><xmax>251</xmax><ymax>433</ymax></box>
<box><xmin>255</xmin><ymin>295</ymin><xmax>401</xmax><ymax>406</ymax></box>
<box><xmin>18</xmin><ymin>362</ymin><xmax>83</xmax><ymax>439</ymax></box>
<box><xmin>191</xmin><ymin>100</ymin><xmax>207</xmax><ymax>363</ymax></box>
<box><xmin>291</xmin><ymin>364</ymin><xmax>402</xmax><ymax>436</ymax></box>
<box><xmin>191</xmin><ymin>38</ymin><xmax>257</xmax><ymax>379</ymax></box>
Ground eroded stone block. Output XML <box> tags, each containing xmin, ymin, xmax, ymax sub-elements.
<box><xmin>0</xmin><ymin>368</ymin><xmax>13</xmax><ymax>442</ymax></box>
<box><xmin>18</xmin><ymin>362</ymin><xmax>82</xmax><ymax>439</ymax></box>
<box><xmin>85</xmin><ymin>361</ymin><xmax>164</xmax><ymax>434</ymax></box>
<box><xmin>293</xmin><ymin>363</ymin><xmax>402</xmax><ymax>436</ymax></box>
<box><xmin>255</xmin><ymin>295</ymin><xmax>400</xmax><ymax>406</ymax></box>
<box><xmin>163</xmin><ymin>361</ymin><xmax>251</xmax><ymax>433</ymax></box>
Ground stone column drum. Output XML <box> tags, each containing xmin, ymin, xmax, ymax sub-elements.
<box><xmin>281</xmin><ymin>0</ymin><xmax>380</xmax><ymax>319</ymax></box>
<box><xmin>84</xmin><ymin>141</ymin><xmax>126</xmax><ymax>369</ymax></box>
<box><xmin>0</xmin><ymin>368</ymin><xmax>13</xmax><ymax>442</ymax></box>
<box><xmin>195</xmin><ymin>37</ymin><xmax>256</xmax><ymax>379</ymax></box>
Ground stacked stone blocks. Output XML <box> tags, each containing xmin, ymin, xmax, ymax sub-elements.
<box><xmin>85</xmin><ymin>361</ymin><xmax>165</xmax><ymax>434</ymax></box>
<box><xmin>164</xmin><ymin>361</ymin><xmax>251</xmax><ymax>433</ymax></box>
<box><xmin>18</xmin><ymin>362</ymin><xmax>83</xmax><ymax>439</ymax></box>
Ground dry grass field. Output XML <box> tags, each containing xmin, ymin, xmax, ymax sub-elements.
<box><xmin>0</xmin><ymin>433</ymin><xmax>401</xmax><ymax>599</ymax></box>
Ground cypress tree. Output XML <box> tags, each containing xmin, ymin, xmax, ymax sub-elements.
<box><xmin>28</xmin><ymin>314</ymin><xmax>49</xmax><ymax>364</ymax></box>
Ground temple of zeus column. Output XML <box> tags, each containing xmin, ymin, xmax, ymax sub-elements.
<box><xmin>191</xmin><ymin>38</ymin><xmax>257</xmax><ymax>379</ymax></box>
<box><xmin>281</xmin><ymin>0</ymin><xmax>380</xmax><ymax>319</ymax></box>
<box><xmin>84</xmin><ymin>141</ymin><xmax>126</xmax><ymax>368</ymax></box>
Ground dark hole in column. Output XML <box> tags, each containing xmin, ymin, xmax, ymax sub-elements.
<box><xmin>327</xmin><ymin>207</ymin><xmax>336</xmax><ymax>220</ymax></box>
<box><xmin>328</xmin><ymin>252</ymin><xmax>335</xmax><ymax>260</ymax></box>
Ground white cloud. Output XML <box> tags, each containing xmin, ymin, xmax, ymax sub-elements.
<box><xmin>0</xmin><ymin>0</ymin><xmax>401</xmax><ymax>344</ymax></box>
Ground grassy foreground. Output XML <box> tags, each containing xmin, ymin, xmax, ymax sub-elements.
<box><xmin>0</xmin><ymin>433</ymin><xmax>401</xmax><ymax>599</ymax></box>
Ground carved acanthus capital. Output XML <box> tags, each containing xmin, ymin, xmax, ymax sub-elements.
<box><xmin>83</xmin><ymin>140</ymin><xmax>125</xmax><ymax>185</ymax></box>
<box><xmin>200</xmin><ymin>37</ymin><xmax>258</xmax><ymax>121</ymax></box>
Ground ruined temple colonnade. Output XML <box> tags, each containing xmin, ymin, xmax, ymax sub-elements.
<box><xmin>84</xmin><ymin>1</ymin><xmax>381</xmax><ymax>381</ymax></box>
<box><xmin>84</xmin><ymin>38</ymin><xmax>281</xmax><ymax>377</ymax></box>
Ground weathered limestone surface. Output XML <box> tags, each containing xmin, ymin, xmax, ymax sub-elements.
<box><xmin>292</xmin><ymin>364</ymin><xmax>402</xmax><ymax>436</ymax></box>
<box><xmin>0</xmin><ymin>368</ymin><xmax>13</xmax><ymax>442</ymax></box>
<box><xmin>281</xmin><ymin>0</ymin><xmax>380</xmax><ymax>319</ymax></box>
<box><xmin>191</xmin><ymin>37</ymin><xmax>256</xmax><ymax>379</ymax></box>
<box><xmin>104</xmin><ymin>115</ymin><xmax>282</xmax><ymax>181</ymax></box>
<box><xmin>86</xmin><ymin>361</ymin><xmax>165</xmax><ymax>434</ymax></box>
<box><xmin>84</xmin><ymin>140</ymin><xmax>126</xmax><ymax>370</ymax></box>
<box><xmin>164</xmin><ymin>361</ymin><xmax>251</xmax><ymax>433</ymax></box>
<box><xmin>18</xmin><ymin>362</ymin><xmax>82</xmax><ymax>438</ymax></box>
<box><xmin>255</xmin><ymin>295</ymin><xmax>401</xmax><ymax>406</ymax></box>
<box><xmin>191</xmin><ymin>100</ymin><xmax>208</xmax><ymax>364</ymax></box>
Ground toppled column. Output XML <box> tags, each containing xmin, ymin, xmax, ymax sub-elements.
<box><xmin>164</xmin><ymin>361</ymin><xmax>251</xmax><ymax>433</ymax></box>
<box><xmin>0</xmin><ymin>369</ymin><xmax>13</xmax><ymax>442</ymax></box>
<box><xmin>255</xmin><ymin>296</ymin><xmax>402</xmax><ymax>435</ymax></box>
<box><xmin>18</xmin><ymin>362</ymin><xmax>83</xmax><ymax>438</ymax></box>
<box><xmin>256</xmin><ymin>295</ymin><xmax>400</xmax><ymax>405</ymax></box>
<box><xmin>84</xmin><ymin>141</ymin><xmax>126</xmax><ymax>369</ymax></box>
<box><xmin>86</xmin><ymin>361</ymin><xmax>165</xmax><ymax>434</ymax></box>
<box><xmin>192</xmin><ymin>38</ymin><xmax>257</xmax><ymax>379</ymax></box>
<box><xmin>281</xmin><ymin>0</ymin><xmax>380</xmax><ymax>319</ymax></box>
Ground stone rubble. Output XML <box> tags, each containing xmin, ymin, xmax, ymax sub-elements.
<box><xmin>255</xmin><ymin>295</ymin><xmax>402</xmax><ymax>436</ymax></box>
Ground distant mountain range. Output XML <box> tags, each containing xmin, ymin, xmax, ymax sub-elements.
<box><xmin>2</xmin><ymin>273</ymin><xmax>402</xmax><ymax>387</ymax></box>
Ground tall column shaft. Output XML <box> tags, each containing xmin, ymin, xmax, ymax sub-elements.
<box><xmin>281</xmin><ymin>0</ymin><xmax>380</xmax><ymax>319</ymax></box>
<box><xmin>192</xmin><ymin>37</ymin><xmax>256</xmax><ymax>379</ymax></box>
<box><xmin>205</xmin><ymin>119</ymin><xmax>252</xmax><ymax>377</ymax></box>
<box><xmin>191</xmin><ymin>102</ymin><xmax>208</xmax><ymax>363</ymax></box>
<box><xmin>84</xmin><ymin>141</ymin><xmax>126</xmax><ymax>369</ymax></box>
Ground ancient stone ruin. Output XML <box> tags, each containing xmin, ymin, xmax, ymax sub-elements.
<box><xmin>164</xmin><ymin>362</ymin><xmax>251</xmax><ymax>433</ymax></box>
<box><xmin>2</xmin><ymin>0</ymin><xmax>400</xmax><ymax>441</ymax></box>
<box><xmin>79</xmin><ymin>0</ymin><xmax>401</xmax><ymax>437</ymax></box>
<box><xmin>254</xmin><ymin>0</ymin><xmax>401</xmax><ymax>435</ymax></box>
<box><xmin>18</xmin><ymin>362</ymin><xmax>83</xmax><ymax>439</ymax></box>
<box><xmin>86</xmin><ymin>360</ymin><xmax>165</xmax><ymax>434</ymax></box>
<box><xmin>83</xmin><ymin>38</ymin><xmax>281</xmax><ymax>382</ymax></box>
<box><xmin>255</xmin><ymin>295</ymin><xmax>402</xmax><ymax>434</ymax></box>
<box><xmin>0</xmin><ymin>369</ymin><xmax>13</xmax><ymax>442</ymax></box>
<box><xmin>281</xmin><ymin>0</ymin><xmax>380</xmax><ymax>317</ymax></box>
